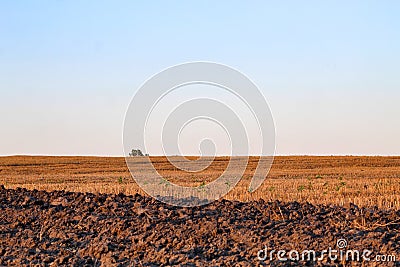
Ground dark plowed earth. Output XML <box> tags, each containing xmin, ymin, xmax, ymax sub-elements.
<box><xmin>0</xmin><ymin>186</ymin><xmax>399</xmax><ymax>266</ymax></box>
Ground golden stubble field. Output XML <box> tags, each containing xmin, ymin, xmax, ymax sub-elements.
<box><xmin>1</xmin><ymin>156</ymin><xmax>399</xmax><ymax>209</ymax></box>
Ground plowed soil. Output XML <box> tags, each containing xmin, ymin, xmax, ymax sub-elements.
<box><xmin>1</xmin><ymin>186</ymin><xmax>399</xmax><ymax>266</ymax></box>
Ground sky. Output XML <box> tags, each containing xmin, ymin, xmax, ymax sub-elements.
<box><xmin>0</xmin><ymin>1</ymin><xmax>399</xmax><ymax>156</ymax></box>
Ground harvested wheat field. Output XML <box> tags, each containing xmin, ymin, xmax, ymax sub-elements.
<box><xmin>1</xmin><ymin>156</ymin><xmax>400</xmax><ymax>209</ymax></box>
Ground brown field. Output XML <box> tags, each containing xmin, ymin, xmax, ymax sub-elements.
<box><xmin>2</xmin><ymin>156</ymin><xmax>400</xmax><ymax>266</ymax></box>
<box><xmin>1</xmin><ymin>155</ymin><xmax>400</xmax><ymax>209</ymax></box>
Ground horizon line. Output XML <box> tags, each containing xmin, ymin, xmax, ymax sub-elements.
<box><xmin>1</xmin><ymin>154</ymin><xmax>399</xmax><ymax>157</ymax></box>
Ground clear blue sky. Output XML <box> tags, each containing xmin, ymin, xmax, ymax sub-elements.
<box><xmin>1</xmin><ymin>1</ymin><xmax>399</xmax><ymax>155</ymax></box>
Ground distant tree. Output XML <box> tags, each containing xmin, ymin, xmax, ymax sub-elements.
<box><xmin>129</xmin><ymin>149</ymin><xmax>144</xmax><ymax>157</ymax></box>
